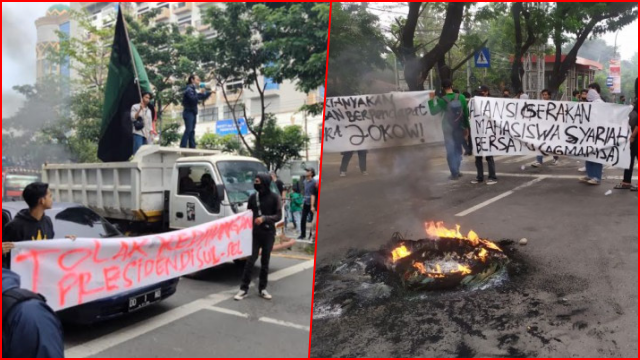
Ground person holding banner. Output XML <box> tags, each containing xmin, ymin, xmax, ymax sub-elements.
<box><xmin>532</xmin><ymin>89</ymin><xmax>560</xmax><ymax>168</ymax></box>
<box><xmin>3</xmin><ymin>268</ymin><xmax>65</xmax><ymax>358</ymax></box>
<box><xmin>470</xmin><ymin>85</ymin><xmax>498</xmax><ymax>185</ymax></box>
<box><xmin>580</xmin><ymin>89</ymin><xmax>606</xmax><ymax>185</ymax></box>
<box><xmin>235</xmin><ymin>173</ymin><xmax>283</xmax><ymax>301</ymax></box>
<box><xmin>339</xmin><ymin>150</ymin><xmax>368</xmax><ymax>177</ymax></box>
<box><xmin>428</xmin><ymin>79</ymin><xmax>469</xmax><ymax>180</ymax></box>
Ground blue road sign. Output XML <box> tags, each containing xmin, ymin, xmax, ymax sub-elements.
<box><xmin>475</xmin><ymin>48</ymin><xmax>491</xmax><ymax>68</ymax></box>
<box><xmin>606</xmin><ymin>77</ymin><xmax>614</xmax><ymax>87</ymax></box>
<box><xmin>216</xmin><ymin>118</ymin><xmax>248</xmax><ymax>136</ymax></box>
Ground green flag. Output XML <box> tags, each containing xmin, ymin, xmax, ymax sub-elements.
<box><xmin>98</xmin><ymin>7</ymin><xmax>152</xmax><ymax>162</ymax></box>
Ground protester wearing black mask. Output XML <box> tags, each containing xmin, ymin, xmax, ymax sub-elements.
<box><xmin>235</xmin><ymin>173</ymin><xmax>282</xmax><ymax>301</ymax></box>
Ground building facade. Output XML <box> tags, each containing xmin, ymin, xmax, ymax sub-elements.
<box><xmin>35</xmin><ymin>4</ymin><xmax>71</xmax><ymax>81</ymax></box>
<box><xmin>67</xmin><ymin>2</ymin><xmax>324</xmax><ymax>161</ymax></box>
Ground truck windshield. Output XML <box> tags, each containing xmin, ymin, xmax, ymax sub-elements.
<box><xmin>217</xmin><ymin>161</ymin><xmax>270</xmax><ymax>203</ymax></box>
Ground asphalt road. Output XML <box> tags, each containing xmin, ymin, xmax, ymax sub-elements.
<box><xmin>62</xmin><ymin>256</ymin><xmax>314</xmax><ymax>358</ymax></box>
<box><xmin>311</xmin><ymin>147</ymin><xmax>638</xmax><ymax>358</ymax></box>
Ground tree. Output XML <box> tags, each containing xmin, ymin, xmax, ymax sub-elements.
<box><xmin>327</xmin><ymin>3</ymin><xmax>388</xmax><ymax>97</ymax></box>
<box><xmin>259</xmin><ymin>115</ymin><xmax>309</xmax><ymax>171</ymax></box>
<box><xmin>197</xmin><ymin>133</ymin><xmax>248</xmax><ymax>155</ymax></box>
<box><xmin>198</xmin><ymin>3</ymin><xmax>328</xmax><ymax>161</ymax></box>
<box><xmin>198</xmin><ymin>132</ymin><xmax>222</xmax><ymax>151</ymax></box>
<box><xmin>126</xmin><ymin>9</ymin><xmax>199</xmax><ymax>142</ymax></box>
<box><xmin>548</xmin><ymin>2</ymin><xmax>637</xmax><ymax>95</ymax></box>
<box><xmin>393</xmin><ymin>3</ymin><xmax>466</xmax><ymax>91</ymax></box>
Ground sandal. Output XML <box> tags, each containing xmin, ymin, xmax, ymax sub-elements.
<box><xmin>614</xmin><ymin>183</ymin><xmax>632</xmax><ymax>190</ymax></box>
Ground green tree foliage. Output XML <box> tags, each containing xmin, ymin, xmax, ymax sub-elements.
<box><xmin>259</xmin><ymin>115</ymin><xmax>309</xmax><ymax>171</ymax></box>
<box><xmin>199</xmin><ymin>3</ymin><xmax>327</xmax><ymax>161</ymax></box>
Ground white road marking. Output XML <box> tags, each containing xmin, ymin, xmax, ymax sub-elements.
<box><xmin>202</xmin><ymin>307</ymin><xmax>311</xmax><ymax>332</ymax></box>
<box><xmin>455</xmin><ymin>177</ymin><xmax>547</xmax><ymax>217</ymax></box>
<box><xmin>456</xmin><ymin>171</ymin><xmax>637</xmax><ymax>181</ymax></box>
<box><xmin>269</xmin><ymin>260</ymin><xmax>315</xmax><ymax>282</ymax></box>
<box><xmin>259</xmin><ymin>317</ymin><xmax>311</xmax><ymax>332</ymax></box>
<box><xmin>500</xmin><ymin>154</ymin><xmax>538</xmax><ymax>164</ymax></box>
<box><xmin>208</xmin><ymin>306</ymin><xmax>250</xmax><ymax>318</ymax></box>
<box><xmin>65</xmin><ymin>261</ymin><xmax>313</xmax><ymax>358</ymax></box>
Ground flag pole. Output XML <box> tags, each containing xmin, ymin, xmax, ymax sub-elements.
<box><xmin>120</xmin><ymin>3</ymin><xmax>143</xmax><ymax>102</ymax></box>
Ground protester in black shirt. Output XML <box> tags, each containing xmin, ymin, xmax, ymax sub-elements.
<box><xmin>235</xmin><ymin>173</ymin><xmax>282</xmax><ymax>301</ymax></box>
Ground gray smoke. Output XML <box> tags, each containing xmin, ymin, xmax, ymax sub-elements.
<box><xmin>2</xmin><ymin>8</ymin><xmax>35</xmax><ymax>76</ymax></box>
<box><xmin>2</xmin><ymin>91</ymin><xmax>24</xmax><ymax>119</ymax></box>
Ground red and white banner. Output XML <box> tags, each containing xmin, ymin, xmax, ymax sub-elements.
<box><xmin>11</xmin><ymin>211</ymin><xmax>253</xmax><ymax>311</ymax></box>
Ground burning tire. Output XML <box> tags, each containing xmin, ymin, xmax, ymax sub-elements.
<box><xmin>385</xmin><ymin>222</ymin><xmax>510</xmax><ymax>291</ymax></box>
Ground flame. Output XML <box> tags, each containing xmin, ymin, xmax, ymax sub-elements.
<box><xmin>477</xmin><ymin>248</ymin><xmax>488</xmax><ymax>262</ymax></box>
<box><xmin>392</xmin><ymin>245</ymin><xmax>411</xmax><ymax>262</ymax></box>
<box><xmin>425</xmin><ymin>221</ymin><xmax>503</xmax><ymax>252</ymax></box>
<box><xmin>456</xmin><ymin>264</ymin><xmax>472</xmax><ymax>275</ymax></box>
<box><xmin>413</xmin><ymin>262</ymin><xmax>427</xmax><ymax>274</ymax></box>
<box><xmin>412</xmin><ymin>262</ymin><xmax>471</xmax><ymax>278</ymax></box>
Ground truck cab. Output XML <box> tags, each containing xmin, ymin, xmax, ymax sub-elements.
<box><xmin>170</xmin><ymin>155</ymin><xmax>279</xmax><ymax>229</ymax></box>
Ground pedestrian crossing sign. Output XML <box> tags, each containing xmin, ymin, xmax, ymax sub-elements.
<box><xmin>475</xmin><ymin>48</ymin><xmax>490</xmax><ymax>68</ymax></box>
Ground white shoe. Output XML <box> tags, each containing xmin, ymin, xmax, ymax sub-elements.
<box><xmin>579</xmin><ymin>176</ymin><xmax>590</xmax><ymax>183</ymax></box>
<box><xmin>587</xmin><ymin>178</ymin><xmax>600</xmax><ymax>185</ymax></box>
<box><xmin>340</xmin><ymin>172</ymin><xmax>347</xmax><ymax>177</ymax></box>
<box><xmin>234</xmin><ymin>290</ymin><xmax>248</xmax><ymax>301</ymax></box>
<box><xmin>551</xmin><ymin>159</ymin><xmax>559</xmax><ymax>165</ymax></box>
<box><xmin>531</xmin><ymin>162</ymin><xmax>542</xmax><ymax>168</ymax></box>
<box><xmin>361</xmin><ymin>171</ymin><xmax>369</xmax><ymax>176</ymax></box>
<box><xmin>578</xmin><ymin>167</ymin><xmax>587</xmax><ymax>172</ymax></box>
<box><xmin>259</xmin><ymin>290</ymin><xmax>272</xmax><ymax>300</ymax></box>
<box><xmin>486</xmin><ymin>179</ymin><xmax>498</xmax><ymax>185</ymax></box>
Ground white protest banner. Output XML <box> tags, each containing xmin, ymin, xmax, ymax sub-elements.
<box><xmin>11</xmin><ymin>211</ymin><xmax>253</xmax><ymax>311</ymax></box>
<box><xmin>469</xmin><ymin>97</ymin><xmax>633</xmax><ymax>168</ymax></box>
<box><xmin>323</xmin><ymin>91</ymin><xmax>441</xmax><ymax>152</ymax></box>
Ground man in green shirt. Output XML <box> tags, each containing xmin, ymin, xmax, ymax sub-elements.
<box><xmin>428</xmin><ymin>79</ymin><xmax>469</xmax><ymax>180</ymax></box>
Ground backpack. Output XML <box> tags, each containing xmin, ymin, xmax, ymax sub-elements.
<box><xmin>2</xmin><ymin>288</ymin><xmax>46</xmax><ymax>353</ymax></box>
<box><xmin>441</xmin><ymin>94</ymin><xmax>463</xmax><ymax>129</ymax></box>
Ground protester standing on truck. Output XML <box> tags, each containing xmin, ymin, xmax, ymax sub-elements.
<box><xmin>131</xmin><ymin>91</ymin><xmax>154</xmax><ymax>155</ymax></box>
<box><xmin>181</xmin><ymin>75</ymin><xmax>212</xmax><ymax>149</ymax></box>
<box><xmin>235</xmin><ymin>173</ymin><xmax>282</xmax><ymax>301</ymax></box>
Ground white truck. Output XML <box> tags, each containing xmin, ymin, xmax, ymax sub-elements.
<box><xmin>42</xmin><ymin>146</ymin><xmax>282</xmax><ymax>233</ymax></box>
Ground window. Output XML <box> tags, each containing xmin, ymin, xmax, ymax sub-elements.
<box><xmin>157</xmin><ymin>2</ymin><xmax>170</xmax><ymax>10</ymax></box>
<box><xmin>225</xmin><ymin>81</ymin><xmax>243</xmax><ymax>94</ymax></box>
<box><xmin>177</xmin><ymin>15</ymin><xmax>192</xmax><ymax>25</ymax></box>
<box><xmin>177</xmin><ymin>165</ymin><xmax>221</xmax><ymax>214</ymax></box>
<box><xmin>53</xmin><ymin>207</ymin><xmax>121</xmax><ymax>239</ymax></box>
<box><xmin>200</xmin><ymin>107</ymin><xmax>219</xmax><ymax>122</ymax></box>
<box><xmin>223</xmin><ymin>105</ymin><xmax>244</xmax><ymax>120</ymax></box>
<box><xmin>217</xmin><ymin>161</ymin><xmax>271</xmax><ymax>204</ymax></box>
